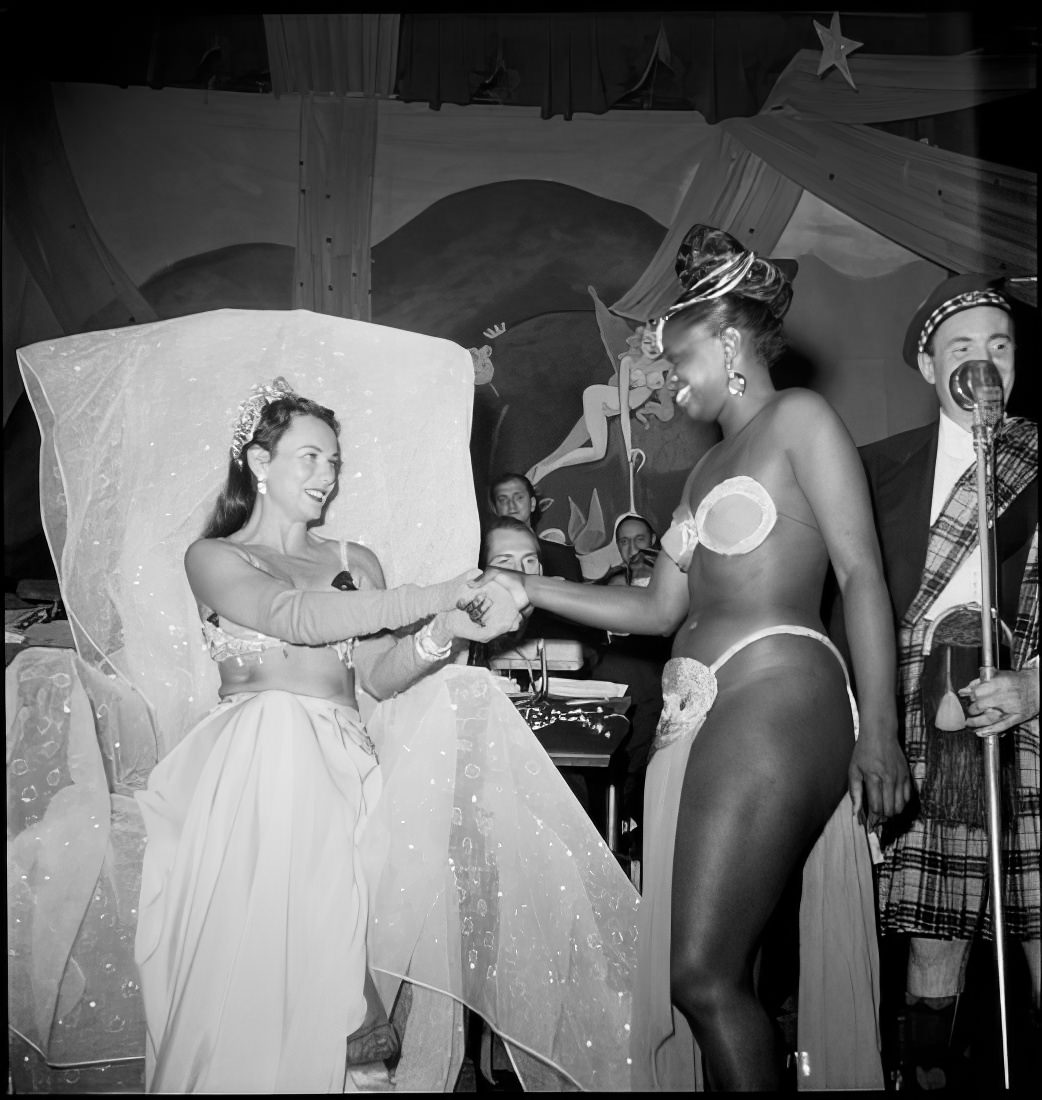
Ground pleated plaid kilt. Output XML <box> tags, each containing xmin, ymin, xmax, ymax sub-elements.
<box><xmin>877</xmin><ymin>716</ymin><xmax>1039</xmax><ymax>940</ymax></box>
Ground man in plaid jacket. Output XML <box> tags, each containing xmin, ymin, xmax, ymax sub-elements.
<box><xmin>858</xmin><ymin>274</ymin><xmax>1039</xmax><ymax>1042</ymax></box>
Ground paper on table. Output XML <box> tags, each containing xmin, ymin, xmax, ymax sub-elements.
<box><xmin>545</xmin><ymin>677</ymin><xmax>628</xmax><ymax>699</ymax></box>
<box><xmin>491</xmin><ymin>674</ymin><xmax>628</xmax><ymax>700</ymax></box>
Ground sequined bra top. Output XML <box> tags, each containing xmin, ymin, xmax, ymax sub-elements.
<box><xmin>661</xmin><ymin>475</ymin><xmax>782</xmax><ymax>572</ymax></box>
<box><xmin>199</xmin><ymin>539</ymin><xmax>357</xmax><ymax>669</ymax></box>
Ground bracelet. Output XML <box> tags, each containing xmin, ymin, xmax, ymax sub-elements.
<box><xmin>413</xmin><ymin>620</ymin><xmax>453</xmax><ymax>664</ymax></box>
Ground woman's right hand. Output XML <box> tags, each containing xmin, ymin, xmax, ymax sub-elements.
<box><xmin>434</xmin><ymin>581</ymin><xmax>523</xmax><ymax>643</ymax></box>
<box><xmin>439</xmin><ymin>568</ymin><xmax>495</xmax><ymax>624</ymax></box>
<box><xmin>848</xmin><ymin>722</ymin><xmax>912</xmax><ymax>829</ymax></box>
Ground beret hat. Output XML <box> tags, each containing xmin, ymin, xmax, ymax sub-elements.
<box><xmin>902</xmin><ymin>273</ymin><xmax>1011</xmax><ymax>368</ymax></box>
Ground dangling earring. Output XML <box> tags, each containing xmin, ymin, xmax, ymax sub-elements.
<box><xmin>725</xmin><ymin>354</ymin><xmax>746</xmax><ymax>398</ymax></box>
<box><xmin>257</xmin><ymin>478</ymin><xmax>268</xmax><ymax>496</ymax></box>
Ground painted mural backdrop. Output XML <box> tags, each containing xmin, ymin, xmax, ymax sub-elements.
<box><xmin>367</xmin><ymin>179</ymin><xmax>717</xmax><ymax>575</ymax></box>
<box><xmin>13</xmin><ymin>87</ymin><xmax>1031</xmax><ymax>582</ymax></box>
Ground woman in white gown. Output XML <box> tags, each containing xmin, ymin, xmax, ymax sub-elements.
<box><xmin>134</xmin><ymin>379</ymin><xmax>519</xmax><ymax>1092</ymax></box>
<box><xmin>12</xmin><ymin>312</ymin><xmax>641</xmax><ymax>1095</ymax></box>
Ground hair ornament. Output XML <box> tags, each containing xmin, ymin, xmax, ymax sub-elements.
<box><xmin>643</xmin><ymin>225</ymin><xmax>796</xmax><ymax>357</ymax></box>
<box><xmin>230</xmin><ymin>376</ymin><xmax>297</xmax><ymax>464</ymax></box>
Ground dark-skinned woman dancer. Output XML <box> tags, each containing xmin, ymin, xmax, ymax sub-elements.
<box><xmin>485</xmin><ymin>225</ymin><xmax>910</xmax><ymax>1091</ymax></box>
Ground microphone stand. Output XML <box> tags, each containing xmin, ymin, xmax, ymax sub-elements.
<box><xmin>968</xmin><ymin>396</ymin><xmax>1011</xmax><ymax>1090</ymax></box>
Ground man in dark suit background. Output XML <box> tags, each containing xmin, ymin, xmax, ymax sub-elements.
<box><xmin>488</xmin><ymin>472</ymin><xmax>583</xmax><ymax>582</ymax></box>
<box><xmin>849</xmin><ymin>274</ymin><xmax>1038</xmax><ymax>1074</ymax></box>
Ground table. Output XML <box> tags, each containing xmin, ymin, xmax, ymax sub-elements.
<box><xmin>512</xmin><ymin>696</ymin><xmax>631</xmax><ymax>850</ymax></box>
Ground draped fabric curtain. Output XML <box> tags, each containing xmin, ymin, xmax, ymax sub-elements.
<box><xmin>3</xmin><ymin>83</ymin><xmax>157</xmax><ymax>337</ymax></box>
<box><xmin>264</xmin><ymin>13</ymin><xmax>400</xmax><ymax>97</ymax></box>
<box><xmin>395</xmin><ymin>12</ymin><xmax>805</xmax><ymax>122</ymax></box>
<box><xmin>396</xmin><ymin>13</ymin><xmax>633</xmax><ymax>121</ymax></box>
<box><xmin>264</xmin><ymin>14</ymin><xmax>398</xmax><ymax>320</ymax></box>
<box><xmin>611</xmin><ymin>127</ymin><xmax>802</xmax><ymax>320</ymax></box>
<box><xmin>724</xmin><ymin>114</ymin><xmax>1035</xmax><ymax>278</ymax></box>
<box><xmin>761</xmin><ymin>49</ymin><xmax>1036</xmax><ymax>122</ymax></box>
<box><xmin>294</xmin><ymin>96</ymin><xmax>378</xmax><ymax>322</ymax></box>
<box><xmin>612</xmin><ymin>51</ymin><xmax>1036</xmax><ymax>321</ymax></box>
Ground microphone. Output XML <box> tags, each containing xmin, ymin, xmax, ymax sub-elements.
<box><xmin>949</xmin><ymin>360</ymin><xmax>1004</xmax><ymax>427</ymax></box>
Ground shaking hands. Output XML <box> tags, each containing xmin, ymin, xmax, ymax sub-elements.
<box><xmin>443</xmin><ymin>576</ymin><xmax>523</xmax><ymax>643</ymax></box>
<box><xmin>475</xmin><ymin>567</ymin><xmax>532</xmax><ymax>614</ymax></box>
<box><xmin>429</xmin><ymin>565</ymin><xmax>531</xmax><ymax>646</ymax></box>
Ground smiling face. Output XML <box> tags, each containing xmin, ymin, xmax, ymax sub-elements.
<box><xmin>492</xmin><ymin>477</ymin><xmax>537</xmax><ymax>527</ymax></box>
<box><xmin>256</xmin><ymin>413</ymin><xmax>340</xmax><ymax>520</ymax></box>
<box><xmin>616</xmin><ymin>517</ymin><xmax>654</xmax><ymax>564</ymax></box>
<box><xmin>662</xmin><ymin>317</ymin><xmax>729</xmax><ymax>423</ymax></box>
<box><xmin>485</xmin><ymin>526</ymin><xmax>542</xmax><ymax>575</ymax></box>
<box><xmin>917</xmin><ymin>305</ymin><xmax>1015</xmax><ymax>431</ymax></box>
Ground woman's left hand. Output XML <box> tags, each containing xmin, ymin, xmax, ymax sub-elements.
<box><xmin>442</xmin><ymin>582</ymin><xmax>522</xmax><ymax>643</ymax></box>
<box><xmin>848</xmin><ymin>725</ymin><xmax>912</xmax><ymax>830</ymax></box>
<box><xmin>960</xmin><ymin>667</ymin><xmax>1040</xmax><ymax>736</ymax></box>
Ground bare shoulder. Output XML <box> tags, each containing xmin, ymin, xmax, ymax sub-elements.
<box><xmin>183</xmin><ymin>538</ymin><xmax>264</xmax><ymax>602</ymax></box>
<box><xmin>767</xmin><ymin>389</ymin><xmax>853</xmax><ymax>450</ymax></box>
<box><xmin>185</xmin><ymin>537</ymin><xmax>283</xmax><ymax>580</ymax></box>
<box><xmin>768</xmin><ymin>387</ymin><xmax>838</xmax><ymax>427</ymax></box>
<box><xmin>184</xmin><ymin>536</ymin><xmax>243</xmax><ymax>571</ymax></box>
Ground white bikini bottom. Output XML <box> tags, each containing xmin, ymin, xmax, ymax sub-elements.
<box><xmin>652</xmin><ymin>624</ymin><xmax>857</xmax><ymax>754</ymax></box>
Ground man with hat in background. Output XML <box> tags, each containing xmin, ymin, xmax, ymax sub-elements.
<box><xmin>857</xmin><ymin>273</ymin><xmax>1039</xmax><ymax>1081</ymax></box>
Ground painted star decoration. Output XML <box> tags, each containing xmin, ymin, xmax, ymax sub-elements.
<box><xmin>814</xmin><ymin>11</ymin><xmax>863</xmax><ymax>90</ymax></box>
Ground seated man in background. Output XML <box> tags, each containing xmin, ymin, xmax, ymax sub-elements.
<box><xmin>613</xmin><ymin>512</ymin><xmax>659</xmax><ymax>586</ymax></box>
<box><xmin>474</xmin><ymin>515</ymin><xmax>595</xmax><ymax>816</ymax></box>
<box><xmin>489</xmin><ymin>472</ymin><xmax>583</xmax><ymax>582</ymax></box>
<box><xmin>483</xmin><ymin>514</ymin><xmax>543</xmax><ymax>577</ymax></box>
<box><xmin>473</xmin><ymin>516</ymin><xmax>597</xmax><ymax>666</ymax></box>
<box><xmin>592</xmin><ymin>513</ymin><xmax>673</xmax><ymax>860</ymax></box>
<box><xmin>482</xmin><ymin>501</ymin><xmax>600</xmax><ymax>656</ymax></box>
<box><xmin>470</xmin><ymin>517</ymin><xmax>540</xmax><ymax>664</ymax></box>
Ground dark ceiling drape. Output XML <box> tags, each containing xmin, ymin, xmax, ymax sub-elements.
<box><xmin>394</xmin><ymin>12</ymin><xmax>807</xmax><ymax>121</ymax></box>
<box><xmin>263</xmin><ymin>13</ymin><xmax>399</xmax><ymax>96</ymax></box>
<box><xmin>394</xmin><ymin>11</ymin><xmax>997</xmax><ymax>123</ymax></box>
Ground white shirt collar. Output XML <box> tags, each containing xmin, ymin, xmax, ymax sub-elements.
<box><xmin>937</xmin><ymin>409</ymin><xmax>975</xmax><ymax>466</ymax></box>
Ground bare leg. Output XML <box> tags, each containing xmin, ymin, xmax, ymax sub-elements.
<box><xmin>524</xmin><ymin>417</ymin><xmax>591</xmax><ymax>484</ymax></box>
<box><xmin>669</xmin><ymin>636</ymin><xmax>852</xmax><ymax>1090</ymax></box>
<box><xmin>1021</xmin><ymin>937</ymin><xmax>1040</xmax><ymax>1013</ymax></box>
<box><xmin>528</xmin><ymin>386</ymin><xmax>629</xmax><ymax>484</ymax></box>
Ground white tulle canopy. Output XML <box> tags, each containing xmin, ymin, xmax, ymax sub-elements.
<box><xmin>18</xmin><ymin>308</ymin><xmax>480</xmax><ymax>754</ymax></box>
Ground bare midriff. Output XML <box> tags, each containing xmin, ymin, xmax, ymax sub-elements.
<box><xmin>672</xmin><ymin>516</ymin><xmax>831</xmax><ymax>674</ymax></box>
<box><xmin>215</xmin><ymin>644</ymin><xmax>358</xmax><ymax>709</ymax></box>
